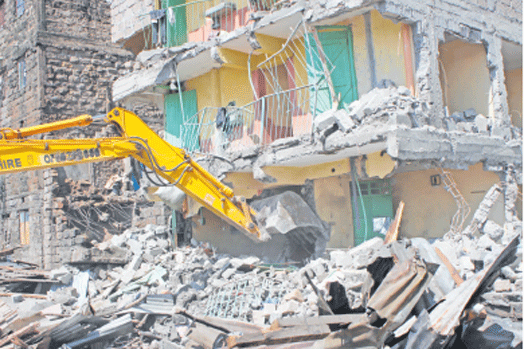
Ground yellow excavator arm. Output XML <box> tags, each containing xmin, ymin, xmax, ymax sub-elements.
<box><xmin>0</xmin><ymin>107</ymin><xmax>262</xmax><ymax>241</ymax></box>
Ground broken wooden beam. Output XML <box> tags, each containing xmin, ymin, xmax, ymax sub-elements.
<box><xmin>434</xmin><ymin>247</ymin><xmax>463</xmax><ymax>286</ymax></box>
<box><xmin>385</xmin><ymin>201</ymin><xmax>405</xmax><ymax>244</ymax></box>
<box><xmin>0</xmin><ymin>322</ymin><xmax>39</xmax><ymax>347</ymax></box>
<box><xmin>270</xmin><ymin>314</ymin><xmax>364</xmax><ymax>330</ymax></box>
<box><xmin>0</xmin><ymin>247</ymin><xmax>20</xmax><ymax>258</ymax></box>
<box><xmin>227</xmin><ymin>324</ymin><xmax>330</xmax><ymax>347</ymax></box>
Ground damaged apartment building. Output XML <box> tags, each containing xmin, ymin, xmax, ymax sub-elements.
<box><xmin>112</xmin><ymin>0</ymin><xmax>522</xmax><ymax>260</ymax></box>
<box><xmin>0</xmin><ymin>0</ymin><xmax>170</xmax><ymax>269</ymax></box>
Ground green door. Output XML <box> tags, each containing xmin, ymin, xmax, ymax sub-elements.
<box><xmin>306</xmin><ymin>26</ymin><xmax>358</xmax><ymax>114</ymax></box>
<box><xmin>165</xmin><ymin>90</ymin><xmax>198</xmax><ymax>150</ymax></box>
<box><xmin>163</xmin><ymin>0</ymin><xmax>187</xmax><ymax>47</ymax></box>
<box><xmin>352</xmin><ymin>180</ymin><xmax>394</xmax><ymax>246</ymax></box>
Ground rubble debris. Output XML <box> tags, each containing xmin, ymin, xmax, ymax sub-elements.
<box><xmin>0</xmin><ymin>188</ymin><xmax>519</xmax><ymax>349</ymax></box>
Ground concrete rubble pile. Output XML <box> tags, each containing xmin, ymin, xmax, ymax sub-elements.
<box><xmin>313</xmin><ymin>83</ymin><xmax>520</xmax><ymax>142</ymax></box>
<box><xmin>0</xmin><ymin>195</ymin><xmax>520</xmax><ymax>348</ymax></box>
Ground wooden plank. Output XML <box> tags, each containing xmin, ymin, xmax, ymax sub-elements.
<box><xmin>304</xmin><ymin>273</ymin><xmax>334</xmax><ymax>316</ymax></box>
<box><xmin>0</xmin><ymin>293</ymin><xmax>47</xmax><ymax>300</ymax></box>
<box><xmin>270</xmin><ymin>314</ymin><xmax>364</xmax><ymax>330</ymax></box>
<box><xmin>0</xmin><ymin>267</ymin><xmax>50</xmax><ymax>276</ymax></box>
<box><xmin>0</xmin><ymin>248</ymin><xmax>19</xmax><ymax>258</ymax></box>
<box><xmin>227</xmin><ymin>325</ymin><xmax>330</xmax><ymax>348</ymax></box>
<box><xmin>434</xmin><ymin>247</ymin><xmax>463</xmax><ymax>286</ymax></box>
<box><xmin>9</xmin><ymin>335</ymin><xmax>28</xmax><ymax>348</ymax></box>
<box><xmin>198</xmin><ymin>316</ymin><xmax>262</xmax><ymax>334</ymax></box>
<box><xmin>0</xmin><ymin>278</ymin><xmax>59</xmax><ymax>284</ymax></box>
<box><xmin>0</xmin><ymin>322</ymin><xmax>38</xmax><ymax>347</ymax></box>
<box><xmin>384</xmin><ymin>201</ymin><xmax>405</xmax><ymax>244</ymax></box>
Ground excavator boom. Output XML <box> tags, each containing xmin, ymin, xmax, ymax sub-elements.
<box><xmin>0</xmin><ymin>108</ymin><xmax>263</xmax><ymax>241</ymax></box>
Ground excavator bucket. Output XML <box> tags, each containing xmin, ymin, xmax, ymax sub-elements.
<box><xmin>251</xmin><ymin>191</ymin><xmax>330</xmax><ymax>261</ymax></box>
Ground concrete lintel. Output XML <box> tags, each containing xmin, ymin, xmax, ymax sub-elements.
<box><xmin>389</xmin><ymin>127</ymin><xmax>522</xmax><ymax>172</ymax></box>
<box><xmin>253</xmin><ymin>4</ymin><xmax>306</xmax><ymax>39</ymax></box>
<box><xmin>305</xmin><ymin>0</ymin><xmax>378</xmax><ymax>26</ymax></box>
<box><xmin>113</xmin><ymin>60</ymin><xmax>173</xmax><ymax>101</ymax></box>
<box><xmin>113</xmin><ymin>43</ymin><xmax>223</xmax><ymax>101</ymax></box>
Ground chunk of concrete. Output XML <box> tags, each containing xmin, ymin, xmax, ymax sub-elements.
<box><xmin>493</xmin><ymin>279</ymin><xmax>512</xmax><ymax>292</ymax></box>
<box><xmin>501</xmin><ymin>266</ymin><xmax>518</xmax><ymax>281</ymax></box>
<box><xmin>463</xmin><ymin>108</ymin><xmax>477</xmax><ymax>120</ymax></box>
<box><xmin>397</xmin><ymin>86</ymin><xmax>411</xmax><ymax>96</ymax></box>
<box><xmin>474</xmin><ymin>114</ymin><xmax>489</xmax><ymax>134</ymax></box>
<box><xmin>457</xmin><ymin>122</ymin><xmax>474</xmax><ymax>132</ymax></box>
<box><xmin>283</xmin><ymin>289</ymin><xmax>304</xmax><ymax>303</ymax></box>
<box><xmin>278</xmin><ymin>299</ymin><xmax>299</xmax><ymax>315</ymax></box>
<box><xmin>389</xmin><ymin>111</ymin><xmax>412</xmax><ymax>127</ymax></box>
<box><xmin>313</xmin><ymin>110</ymin><xmax>338</xmax><ymax>132</ymax></box>
<box><xmin>443</xmin><ymin>117</ymin><xmax>457</xmax><ymax>131</ymax></box>
<box><xmin>11</xmin><ymin>294</ymin><xmax>23</xmax><ymax>303</ymax></box>
<box><xmin>333</xmin><ymin>109</ymin><xmax>355</xmax><ymax>132</ymax></box>
<box><xmin>491</xmin><ymin>124</ymin><xmax>512</xmax><ymax>139</ymax></box>
<box><xmin>221</xmin><ymin>268</ymin><xmax>236</xmax><ymax>280</ymax></box>
<box><xmin>482</xmin><ymin>220</ymin><xmax>505</xmax><ymax>241</ymax></box>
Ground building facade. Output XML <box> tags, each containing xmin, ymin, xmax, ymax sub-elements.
<box><xmin>111</xmin><ymin>0</ymin><xmax>522</xmax><ymax>260</ymax></box>
<box><xmin>0</xmin><ymin>0</ymin><xmax>171</xmax><ymax>268</ymax></box>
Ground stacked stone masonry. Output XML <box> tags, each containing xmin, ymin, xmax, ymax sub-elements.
<box><xmin>0</xmin><ymin>0</ymin><xmax>169</xmax><ymax>269</ymax></box>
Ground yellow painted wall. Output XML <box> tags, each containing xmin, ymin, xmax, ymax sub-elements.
<box><xmin>439</xmin><ymin>40</ymin><xmax>491</xmax><ymax>116</ymax></box>
<box><xmin>392</xmin><ymin>163</ymin><xmax>503</xmax><ymax>239</ymax></box>
<box><xmin>370</xmin><ymin>10</ymin><xmax>407</xmax><ymax>89</ymax></box>
<box><xmin>185</xmin><ymin>65</ymin><xmax>253</xmax><ymax>112</ymax></box>
<box><xmin>505</xmin><ymin>68</ymin><xmax>523</xmax><ymax>128</ymax></box>
<box><xmin>335</xmin><ymin>10</ymin><xmax>408</xmax><ymax>96</ymax></box>
<box><xmin>314</xmin><ymin>175</ymin><xmax>354</xmax><ymax>248</ymax></box>
<box><xmin>224</xmin><ymin>172</ymin><xmax>264</xmax><ymax>198</ymax></box>
<box><xmin>223</xmin><ymin>158</ymin><xmax>352</xmax><ymax>198</ymax></box>
<box><xmin>343</xmin><ymin>15</ymin><xmax>370</xmax><ymax>95</ymax></box>
<box><xmin>219</xmin><ymin>67</ymin><xmax>253</xmax><ymax>107</ymax></box>
<box><xmin>366</xmin><ymin>152</ymin><xmax>396</xmax><ymax>179</ymax></box>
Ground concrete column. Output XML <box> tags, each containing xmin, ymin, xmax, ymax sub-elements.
<box><xmin>413</xmin><ymin>19</ymin><xmax>444</xmax><ymax>127</ymax></box>
<box><xmin>486</xmin><ymin>36</ymin><xmax>511</xmax><ymax>126</ymax></box>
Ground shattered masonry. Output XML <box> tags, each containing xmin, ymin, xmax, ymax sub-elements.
<box><xmin>0</xmin><ymin>0</ymin><xmax>521</xmax><ymax>348</ymax></box>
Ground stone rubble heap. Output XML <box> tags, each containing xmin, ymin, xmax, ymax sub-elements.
<box><xmin>0</xmin><ymin>210</ymin><xmax>520</xmax><ymax>348</ymax></box>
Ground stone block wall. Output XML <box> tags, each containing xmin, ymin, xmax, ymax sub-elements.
<box><xmin>44</xmin><ymin>0</ymin><xmax>112</xmax><ymax>42</ymax></box>
<box><xmin>111</xmin><ymin>0</ymin><xmax>153</xmax><ymax>44</ymax></box>
<box><xmin>42</xmin><ymin>44</ymin><xmax>131</xmax><ymax>123</ymax></box>
<box><xmin>0</xmin><ymin>0</ymin><xmax>46</xmax><ymax>264</ymax></box>
<box><xmin>0</xmin><ymin>0</ymin><xmax>159</xmax><ymax>268</ymax></box>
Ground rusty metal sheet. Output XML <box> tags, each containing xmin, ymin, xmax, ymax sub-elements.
<box><xmin>313</xmin><ymin>256</ymin><xmax>435</xmax><ymax>349</ymax></box>
<box><xmin>405</xmin><ymin>234</ymin><xmax>520</xmax><ymax>349</ymax></box>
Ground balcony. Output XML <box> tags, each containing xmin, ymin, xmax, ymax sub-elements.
<box><xmin>144</xmin><ymin>0</ymin><xmax>280</xmax><ymax>49</ymax></box>
<box><xmin>181</xmin><ymin>85</ymin><xmax>325</xmax><ymax>154</ymax></box>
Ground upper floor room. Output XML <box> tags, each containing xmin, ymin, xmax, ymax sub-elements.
<box><xmin>113</xmin><ymin>0</ymin><xmax>522</xmax><ymax>156</ymax></box>
<box><xmin>111</xmin><ymin>0</ymin><xmax>522</xmax><ymax>55</ymax></box>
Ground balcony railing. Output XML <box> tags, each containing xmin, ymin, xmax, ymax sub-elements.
<box><xmin>143</xmin><ymin>0</ymin><xmax>279</xmax><ymax>48</ymax></box>
<box><xmin>181</xmin><ymin>85</ymin><xmax>320</xmax><ymax>155</ymax></box>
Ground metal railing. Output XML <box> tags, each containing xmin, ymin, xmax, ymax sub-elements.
<box><xmin>181</xmin><ymin>85</ymin><xmax>317</xmax><ymax>155</ymax></box>
<box><xmin>141</xmin><ymin>0</ymin><xmax>280</xmax><ymax>48</ymax></box>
